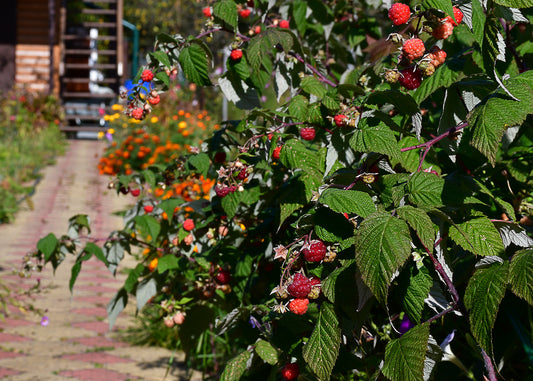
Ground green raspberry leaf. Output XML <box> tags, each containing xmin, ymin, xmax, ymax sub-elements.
<box><xmin>468</xmin><ymin>71</ymin><xmax>533</xmax><ymax>165</ymax></box>
<box><xmin>220</xmin><ymin>350</ymin><xmax>252</xmax><ymax>381</ymax></box>
<box><xmin>213</xmin><ymin>0</ymin><xmax>238</xmax><ymax>30</ymax></box>
<box><xmin>178</xmin><ymin>43</ymin><xmax>212</xmax><ymax>86</ymax></box>
<box><xmin>449</xmin><ymin>216</ymin><xmax>505</xmax><ymax>256</ymax></box>
<box><xmin>398</xmin><ymin>264</ymin><xmax>433</xmax><ymax>323</ymax></box>
<box><xmin>319</xmin><ymin>188</ymin><xmax>376</xmax><ymax>218</ymax></box>
<box><xmin>383</xmin><ymin>323</ymin><xmax>431</xmax><ymax>381</ymax></box>
<box><xmin>300</xmin><ymin>76</ymin><xmax>327</xmax><ymax>99</ymax></box>
<box><xmin>37</xmin><ymin>233</ymin><xmax>58</xmax><ymax>262</ymax></box>
<box><xmin>350</xmin><ymin>119</ymin><xmax>402</xmax><ymax>164</ymax></box>
<box><xmin>355</xmin><ymin>212</ymin><xmax>412</xmax><ymax>303</ymax></box>
<box><xmin>397</xmin><ymin>205</ymin><xmax>436</xmax><ymax>250</ymax></box>
<box><xmin>464</xmin><ymin>261</ymin><xmax>509</xmax><ymax>354</ymax></box>
<box><xmin>255</xmin><ymin>340</ymin><xmax>279</xmax><ymax>365</ymax></box>
<box><xmin>407</xmin><ymin>172</ymin><xmax>445</xmax><ymax>208</ymax></box>
<box><xmin>302</xmin><ymin>302</ymin><xmax>341</xmax><ymax>381</ymax></box>
<box><xmin>509</xmin><ymin>249</ymin><xmax>533</xmax><ymax>306</ymax></box>
<box><xmin>493</xmin><ymin>0</ymin><xmax>533</xmax><ymax>7</ymax></box>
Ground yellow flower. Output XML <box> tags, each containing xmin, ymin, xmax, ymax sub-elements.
<box><xmin>178</xmin><ymin>121</ymin><xmax>187</xmax><ymax>129</ymax></box>
<box><xmin>150</xmin><ymin>116</ymin><xmax>159</xmax><ymax>123</ymax></box>
<box><xmin>239</xmin><ymin>223</ymin><xmax>246</xmax><ymax>231</ymax></box>
<box><xmin>104</xmin><ymin>115</ymin><xmax>111</xmax><ymax>121</ymax></box>
<box><xmin>111</xmin><ymin>104</ymin><xmax>123</xmax><ymax>111</ymax></box>
<box><xmin>97</xmin><ymin>131</ymin><xmax>104</xmax><ymax>139</ymax></box>
<box><xmin>107</xmin><ymin>128</ymin><xmax>115</xmax><ymax>134</ymax></box>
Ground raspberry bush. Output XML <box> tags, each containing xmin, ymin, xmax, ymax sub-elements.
<box><xmin>31</xmin><ymin>0</ymin><xmax>533</xmax><ymax>380</ymax></box>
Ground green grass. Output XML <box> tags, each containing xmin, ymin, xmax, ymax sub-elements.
<box><xmin>0</xmin><ymin>90</ymin><xmax>67</xmax><ymax>223</ymax></box>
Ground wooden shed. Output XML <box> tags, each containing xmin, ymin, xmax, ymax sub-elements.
<box><xmin>1</xmin><ymin>0</ymin><xmax>125</xmax><ymax>134</ymax></box>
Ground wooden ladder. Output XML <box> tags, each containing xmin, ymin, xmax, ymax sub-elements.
<box><xmin>60</xmin><ymin>0</ymin><xmax>123</xmax><ymax>136</ymax></box>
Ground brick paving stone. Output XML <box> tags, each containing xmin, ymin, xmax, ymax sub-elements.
<box><xmin>71</xmin><ymin>322</ymin><xmax>111</xmax><ymax>334</ymax></box>
<box><xmin>70</xmin><ymin>307</ymin><xmax>107</xmax><ymax>317</ymax></box>
<box><xmin>75</xmin><ymin>285</ymin><xmax>118</xmax><ymax>294</ymax></box>
<box><xmin>0</xmin><ymin>318</ymin><xmax>34</xmax><ymax>328</ymax></box>
<box><xmin>69</xmin><ymin>336</ymin><xmax>127</xmax><ymax>348</ymax></box>
<box><xmin>61</xmin><ymin>352</ymin><xmax>132</xmax><ymax>364</ymax></box>
<box><xmin>75</xmin><ymin>277</ymin><xmax>121</xmax><ymax>284</ymax></box>
<box><xmin>0</xmin><ymin>367</ymin><xmax>21</xmax><ymax>377</ymax></box>
<box><xmin>0</xmin><ymin>350</ymin><xmax>25</xmax><ymax>359</ymax></box>
<box><xmin>0</xmin><ymin>333</ymin><xmax>31</xmax><ymax>343</ymax></box>
<box><xmin>73</xmin><ymin>296</ymin><xmax>111</xmax><ymax>305</ymax></box>
<box><xmin>59</xmin><ymin>368</ymin><xmax>138</xmax><ymax>381</ymax></box>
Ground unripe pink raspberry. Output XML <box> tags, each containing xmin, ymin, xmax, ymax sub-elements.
<box><xmin>432</xmin><ymin>21</ymin><xmax>454</xmax><ymax>40</ymax></box>
<box><xmin>402</xmin><ymin>38</ymin><xmax>426</xmax><ymax>61</ymax></box>
<box><xmin>131</xmin><ymin>107</ymin><xmax>144</xmax><ymax>120</ymax></box>
<box><xmin>388</xmin><ymin>3</ymin><xmax>411</xmax><ymax>26</ymax></box>
<box><xmin>399</xmin><ymin>67</ymin><xmax>422</xmax><ymax>90</ymax></box>
<box><xmin>288</xmin><ymin>298</ymin><xmax>309</xmax><ymax>315</ymax></box>
<box><xmin>428</xmin><ymin>47</ymin><xmax>447</xmax><ymax>67</ymax></box>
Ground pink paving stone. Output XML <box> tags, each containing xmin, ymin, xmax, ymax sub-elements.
<box><xmin>74</xmin><ymin>296</ymin><xmax>111</xmax><ymax>305</ymax></box>
<box><xmin>0</xmin><ymin>350</ymin><xmax>25</xmax><ymax>359</ymax></box>
<box><xmin>0</xmin><ymin>367</ymin><xmax>21</xmax><ymax>377</ymax></box>
<box><xmin>71</xmin><ymin>321</ymin><xmax>111</xmax><ymax>334</ymax></box>
<box><xmin>69</xmin><ymin>336</ymin><xmax>127</xmax><ymax>348</ymax></box>
<box><xmin>61</xmin><ymin>352</ymin><xmax>132</xmax><ymax>364</ymax></box>
<box><xmin>75</xmin><ymin>285</ymin><xmax>117</xmax><ymax>293</ymax></box>
<box><xmin>71</xmin><ymin>307</ymin><xmax>107</xmax><ymax>317</ymax></box>
<box><xmin>79</xmin><ymin>269</ymin><xmax>114</xmax><ymax>276</ymax></box>
<box><xmin>0</xmin><ymin>332</ymin><xmax>31</xmax><ymax>343</ymax></box>
<box><xmin>59</xmin><ymin>368</ymin><xmax>138</xmax><ymax>381</ymax></box>
<box><xmin>0</xmin><ymin>317</ymin><xmax>34</xmax><ymax>328</ymax></box>
<box><xmin>76</xmin><ymin>277</ymin><xmax>121</xmax><ymax>284</ymax></box>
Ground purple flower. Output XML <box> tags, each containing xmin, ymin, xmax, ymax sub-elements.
<box><xmin>399</xmin><ymin>315</ymin><xmax>414</xmax><ymax>335</ymax></box>
<box><xmin>105</xmin><ymin>132</ymin><xmax>113</xmax><ymax>142</ymax></box>
<box><xmin>249</xmin><ymin>316</ymin><xmax>260</xmax><ymax>329</ymax></box>
<box><xmin>40</xmin><ymin>316</ymin><xmax>49</xmax><ymax>326</ymax></box>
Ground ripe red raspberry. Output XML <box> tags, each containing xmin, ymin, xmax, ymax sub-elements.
<box><xmin>131</xmin><ymin>107</ymin><xmax>144</xmax><ymax>120</ymax></box>
<box><xmin>230</xmin><ymin>49</ymin><xmax>243</xmax><ymax>61</ymax></box>
<box><xmin>432</xmin><ymin>21</ymin><xmax>454</xmax><ymax>40</ymax></box>
<box><xmin>334</xmin><ymin>114</ymin><xmax>347</xmax><ymax>127</ymax></box>
<box><xmin>287</xmin><ymin>273</ymin><xmax>311</xmax><ymax>298</ymax></box>
<box><xmin>279</xmin><ymin>19</ymin><xmax>290</xmax><ymax>28</ymax></box>
<box><xmin>239</xmin><ymin>8</ymin><xmax>251</xmax><ymax>18</ymax></box>
<box><xmin>144</xmin><ymin>205</ymin><xmax>154</xmax><ymax>213</ymax></box>
<box><xmin>388</xmin><ymin>3</ymin><xmax>411</xmax><ymax>26</ymax></box>
<box><xmin>215</xmin><ymin>184</ymin><xmax>230</xmax><ymax>198</ymax></box>
<box><xmin>445</xmin><ymin>6</ymin><xmax>463</xmax><ymax>26</ymax></box>
<box><xmin>141</xmin><ymin>69</ymin><xmax>154</xmax><ymax>82</ymax></box>
<box><xmin>148</xmin><ymin>95</ymin><xmax>160</xmax><ymax>105</ymax></box>
<box><xmin>299</xmin><ymin>127</ymin><xmax>316</xmax><ymax>141</ymax></box>
<box><xmin>216</xmin><ymin>269</ymin><xmax>231</xmax><ymax>284</ymax></box>
<box><xmin>214</xmin><ymin>152</ymin><xmax>226</xmax><ymax>163</ymax></box>
<box><xmin>130</xmin><ymin>188</ymin><xmax>141</xmax><ymax>197</ymax></box>
<box><xmin>183</xmin><ymin>218</ymin><xmax>195</xmax><ymax>231</ymax></box>
<box><xmin>302</xmin><ymin>240</ymin><xmax>327</xmax><ymax>262</ymax></box>
<box><xmin>281</xmin><ymin>363</ymin><xmax>300</xmax><ymax>380</ymax></box>
<box><xmin>402</xmin><ymin>38</ymin><xmax>425</xmax><ymax>61</ymax></box>
<box><xmin>288</xmin><ymin>298</ymin><xmax>309</xmax><ymax>315</ymax></box>
<box><xmin>272</xmin><ymin>146</ymin><xmax>282</xmax><ymax>159</ymax></box>
<box><xmin>399</xmin><ymin>67</ymin><xmax>422</xmax><ymax>90</ymax></box>
<box><xmin>202</xmin><ymin>7</ymin><xmax>212</xmax><ymax>17</ymax></box>
<box><xmin>236</xmin><ymin>167</ymin><xmax>248</xmax><ymax>180</ymax></box>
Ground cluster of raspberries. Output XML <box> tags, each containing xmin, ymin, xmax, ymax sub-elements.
<box><xmin>386</xmin><ymin>3</ymin><xmax>463</xmax><ymax>90</ymax></box>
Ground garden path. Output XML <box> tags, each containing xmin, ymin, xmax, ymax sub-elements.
<box><xmin>0</xmin><ymin>140</ymin><xmax>198</xmax><ymax>381</ymax></box>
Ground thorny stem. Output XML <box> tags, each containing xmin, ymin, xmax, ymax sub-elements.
<box><xmin>481</xmin><ymin>348</ymin><xmax>498</xmax><ymax>381</ymax></box>
<box><xmin>401</xmin><ymin>122</ymin><xmax>468</xmax><ymax>171</ymax></box>
<box><xmin>423</xmin><ymin>305</ymin><xmax>454</xmax><ymax>325</ymax></box>
<box><xmin>423</xmin><ymin>243</ymin><xmax>466</xmax><ymax>315</ymax></box>
<box><xmin>288</xmin><ymin>51</ymin><xmax>338</xmax><ymax>88</ymax></box>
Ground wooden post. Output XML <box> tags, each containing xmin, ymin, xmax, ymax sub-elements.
<box><xmin>48</xmin><ymin>0</ymin><xmax>56</xmax><ymax>94</ymax></box>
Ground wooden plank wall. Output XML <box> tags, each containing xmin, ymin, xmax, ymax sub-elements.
<box><xmin>15</xmin><ymin>0</ymin><xmax>60</xmax><ymax>94</ymax></box>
